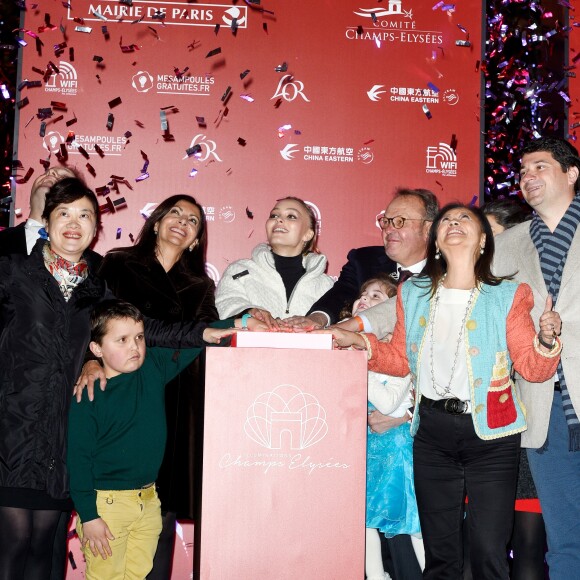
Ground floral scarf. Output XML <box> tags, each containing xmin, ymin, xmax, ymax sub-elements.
<box><xmin>43</xmin><ymin>242</ymin><xmax>88</xmax><ymax>301</ymax></box>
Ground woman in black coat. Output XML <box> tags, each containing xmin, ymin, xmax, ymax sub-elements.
<box><xmin>0</xmin><ymin>178</ymin><xmax>106</xmax><ymax>580</ymax></box>
<box><xmin>97</xmin><ymin>194</ymin><xmax>218</xmax><ymax>579</ymax></box>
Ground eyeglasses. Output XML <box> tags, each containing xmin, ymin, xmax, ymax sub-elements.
<box><xmin>376</xmin><ymin>215</ymin><xmax>425</xmax><ymax>230</ymax></box>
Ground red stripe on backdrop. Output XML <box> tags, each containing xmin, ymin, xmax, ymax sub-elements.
<box><xmin>13</xmin><ymin>1</ymin><xmax>484</xmax><ymax>280</ymax></box>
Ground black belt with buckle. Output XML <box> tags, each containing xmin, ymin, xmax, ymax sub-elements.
<box><xmin>421</xmin><ymin>395</ymin><xmax>469</xmax><ymax>415</ymax></box>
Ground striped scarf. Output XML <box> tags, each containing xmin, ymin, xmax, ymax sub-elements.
<box><xmin>530</xmin><ymin>195</ymin><xmax>580</xmax><ymax>452</ymax></box>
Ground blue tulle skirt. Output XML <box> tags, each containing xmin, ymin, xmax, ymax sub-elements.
<box><xmin>366</xmin><ymin>419</ymin><xmax>421</xmax><ymax>537</ymax></box>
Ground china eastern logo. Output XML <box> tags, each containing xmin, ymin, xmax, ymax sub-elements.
<box><xmin>44</xmin><ymin>61</ymin><xmax>78</xmax><ymax>96</ymax></box>
<box><xmin>426</xmin><ymin>142</ymin><xmax>457</xmax><ymax>177</ymax></box>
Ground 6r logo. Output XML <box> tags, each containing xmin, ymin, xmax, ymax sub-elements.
<box><xmin>271</xmin><ymin>75</ymin><xmax>310</xmax><ymax>102</ymax></box>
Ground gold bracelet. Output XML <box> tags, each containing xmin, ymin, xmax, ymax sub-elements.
<box><xmin>533</xmin><ymin>334</ymin><xmax>562</xmax><ymax>358</ymax></box>
<box><xmin>357</xmin><ymin>332</ymin><xmax>372</xmax><ymax>360</ymax></box>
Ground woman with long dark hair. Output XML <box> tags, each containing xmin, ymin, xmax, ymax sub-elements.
<box><xmin>97</xmin><ymin>194</ymin><xmax>217</xmax><ymax>579</ymax></box>
<box><xmin>326</xmin><ymin>203</ymin><xmax>562</xmax><ymax>580</ymax></box>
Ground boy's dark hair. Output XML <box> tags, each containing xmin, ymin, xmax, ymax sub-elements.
<box><xmin>42</xmin><ymin>177</ymin><xmax>101</xmax><ymax>229</ymax></box>
<box><xmin>91</xmin><ymin>299</ymin><xmax>144</xmax><ymax>345</ymax></box>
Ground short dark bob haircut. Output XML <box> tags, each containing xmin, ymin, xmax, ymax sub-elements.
<box><xmin>41</xmin><ymin>177</ymin><xmax>101</xmax><ymax>229</ymax></box>
<box><xmin>90</xmin><ymin>299</ymin><xmax>144</xmax><ymax>345</ymax></box>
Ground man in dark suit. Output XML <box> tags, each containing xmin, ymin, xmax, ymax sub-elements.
<box><xmin>0</xmin><ymin>166</ymin><xmax>77</xmax><ymax>256</ymax></box>
<box><xmin>288</xmin><ymin>188</ymin><xmax>438</xmax><ymax>328</ymax></box>
<box><xmin>286</xmin><ymin>187</ymin><xmax>438</xmax><ymax>580</ymax></box>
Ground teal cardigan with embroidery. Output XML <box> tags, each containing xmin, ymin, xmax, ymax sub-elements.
<box><xmin>366</xmin><ymin>278</ymin><xmax>561</xmax><ymax>440</ymax></box>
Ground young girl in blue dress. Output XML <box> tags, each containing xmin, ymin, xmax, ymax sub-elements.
<box><xmin>347</xmin><ymin>275</ymin><xmax>423</xmax><ymax>580</ymax></box>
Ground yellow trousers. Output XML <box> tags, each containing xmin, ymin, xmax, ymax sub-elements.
<box><xmin>77</xmin><ymin>486</ymin><xmax>162</xmax><ymax>580</ymax></box>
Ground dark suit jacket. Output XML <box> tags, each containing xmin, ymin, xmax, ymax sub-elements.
<box><xmin>307</xmin><ymin>245</ymin><xmax>396</xmax><ymax>324</ymax></box>
<box><xmin>0</xmin><ymin>223</ymin><xmax>27</xmax><ymax>256</ymax></box>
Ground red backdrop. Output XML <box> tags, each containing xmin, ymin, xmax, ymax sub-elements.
<box><xmin>13</xmin><ymin>0</ymin><xmax>484</xmax><ymax>280</ymax></box>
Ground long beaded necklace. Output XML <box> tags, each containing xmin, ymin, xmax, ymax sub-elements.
<box><xmin>428</xmin><ymin>280</ymin><xmax>478</xmax><ymax>398</ymax></box>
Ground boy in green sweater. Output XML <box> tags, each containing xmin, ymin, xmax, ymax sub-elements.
<box><xmin>67</xmin><ymin>299</ymin><xmax>236</xmax><ymax>579</ymax></box>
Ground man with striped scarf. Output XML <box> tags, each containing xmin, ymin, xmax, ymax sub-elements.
<box><xmin>494</xmin><ymin>136</ymin><xmax>580</xmax><ymax>579</ymax></box>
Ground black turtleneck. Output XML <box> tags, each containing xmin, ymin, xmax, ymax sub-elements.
<box><xmin>272</xmin><ymin>251</ymin><xmax>305</xmax><ymax>301</ymax></box>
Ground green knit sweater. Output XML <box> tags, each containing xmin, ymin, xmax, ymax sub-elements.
<box><xmin>68</xmin><ymin>346</ymin><xmax>203</xmax><ymax>522</ymax></box>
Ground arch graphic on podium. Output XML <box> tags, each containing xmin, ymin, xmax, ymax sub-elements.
<box><xmin>244</xmin><ymin>384</ymin><xmax>328</xmax><ymax>450</ymax></box>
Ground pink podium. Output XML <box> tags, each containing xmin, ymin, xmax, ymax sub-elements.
<box><xmin>199</xmin><ymin>344</ymin><xmax>368</xmax><ymax>579</ymax></box>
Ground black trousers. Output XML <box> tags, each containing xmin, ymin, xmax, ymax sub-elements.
<box><xmin>380</xmin><ymin>533</ymin><xmax>423</xmax><ymax>580</ymax></box>
<box><xmin>413</xmin><ymin>403</ymin><xmax>520</xmax><ymax>580</ymax></box>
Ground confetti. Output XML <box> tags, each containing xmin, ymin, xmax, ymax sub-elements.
<box><xmin>108</xmin><ymin>97</ymin><xmax>122</xmax><ymax>108</ymax></box>
<box><xmin>275</xmin><ymin>62</ymin><xmax>288</xmax><ymax>73</ymax></box>
<box><xmin>116</xmin><ymin>228</ymin><xmax>122</xmax><ymax>239</ymax></box>
<box><xmin>221</xmin><ymin>86</ymin><xmax>232</xmax><ymax>102</ymax></box>
<box><xmin>237</xmin><ymin>137</ymin><xmax>247</xmax><ymax>146</ymax></box>
<box><xmin>240</xmin><ymin>69</ymin><xmax>250</xmax><ymax>80</ymax></box>
<box><xmin>95</xmin><ymin>144</ymin><xmax>105</xmax><ymax>157</ymax></box>
<box><xmin>185</xmin><ymin>144</ymin><xmax>202</xmax><ymax>157</ymax></box>
<box><xmin>106</xmin><ymin>113</ymin><xmax>114</xmax><ymax>130</ymax></box>
<box><xmin>245</xmin><ymin>207</ymin><xmax>254</xmax><ymax>219</ymax></box>
<box><xmin>240</xmin><ymin>94</ymin><xmax>254</xmax><ymax>102</ymax></box>
<box><xmin>206</xmin><ymin>47</ymin><xmax>221</xmax><ymax>58</ymax></box>
<box><xmin>189</xmin><ymin>168</ymin><xmax>198</xmax><ymax>177</ymax></box>
<box><xmin>93</xmin><ymin>55</ymin><xmax>104</xmax><ymax>63</ymax></box>
<box><xmin>455</xmin><ymin>40</ymin><xmax>471</xmax><ymax>47</ymax></box>
<box><xmin>75</xmin><ymin>26</ymin><xmax>92</xmax><ymax>33</ymax></box>
<box><xmin>422</xmin><ymin>104</ymin><xmax>432</xmax><ymax>119</ymax></box>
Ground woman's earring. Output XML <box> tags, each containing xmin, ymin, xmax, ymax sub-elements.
<box><xmin>435</xmin><ymin>249</ymin><xmax>441</xmax><ymax>260</ymax></box>
<box><xmin>154</xmin><ymin>228</ymin><xmax>158</xmax><ymax>235</ymax></box>
<box><xmin>480</xmin><ymin>246</ymin><xmax>485</xmax><ymax>255</ymax></box>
